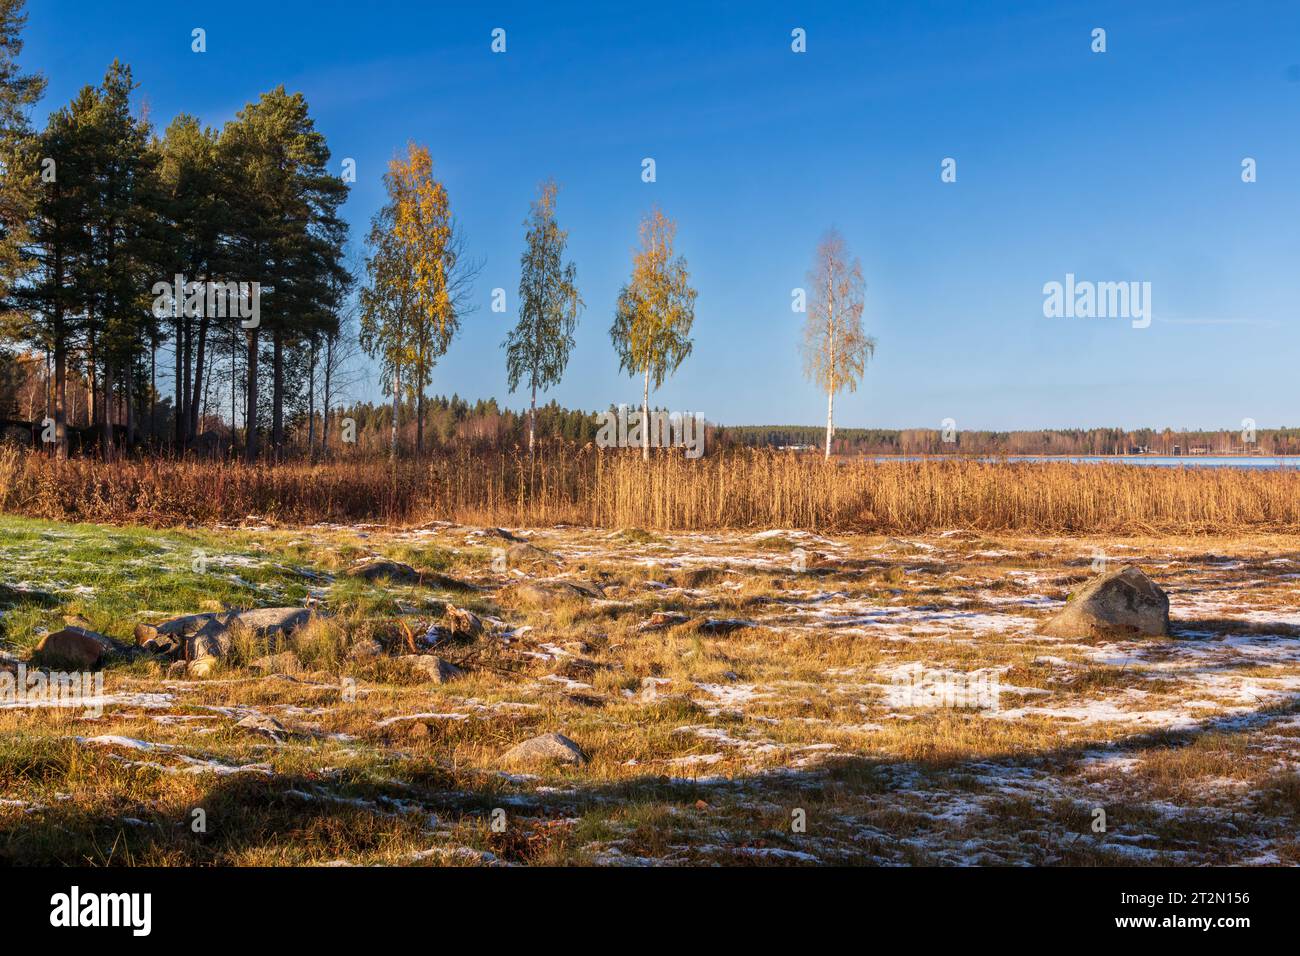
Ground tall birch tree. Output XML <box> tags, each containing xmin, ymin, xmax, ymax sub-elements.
<box><xmin>802</xmin><ymin>228</ymin><xmax>875</xmax><ymax>459</ymax></box>
<box><xmin>361</xmin><ymin>143</ymin><xmax>474</xmax><ymax>457</ymax></box>
<box><xmin>609</xmin><ymin>207</ymin><xmax>695</xmax><ymax>460</ymax></box>
<box><xmin>503</xmin><ymin>179</ymin><xmax>581</xmax><ymax>457</ymax></box>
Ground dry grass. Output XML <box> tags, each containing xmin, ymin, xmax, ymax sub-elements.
<box><xmin>3</xmin><ymin>517</ymin><xmax>1299</xmax><ymax>865</ymax></box>
<box><xmin>3</xmin><ymin>445</ymin><xmax>1299</xmax><ymax>534</ymax></box>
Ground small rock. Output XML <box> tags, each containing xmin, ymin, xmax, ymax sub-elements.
<box><xmin>698</xmin><ymin>618</ymin><xmax>753</xmax><ymax>635</ymax></box>
<box><xmin>235</xmin><ymin>713</ymin><xmax>289</xmax><ymax>738</ymax></box>
<box><xmin>347</xmin><ymin>558</ymin><xmax>421</xmax><ymax>585</ymax></box>
<box><xmin>638</xmin><ymin>676</ymin><xmax>673</xmax><ymax>701</ymax></box>
<box><xmin>187</xmin><ymin>657</ymin><xmax>217</xmax><ymax>679</ymax></box>
<box><xmin>500</xmin><ymin>732</ymin><xmax>588</xmax><ymax>767</ymax></box>
<box><xmin>347</xmin><ymin>639</ymin><xmax>383</xmax><ymax>660</ymax></box>
<box><xmin>398</xmin><ymin>655</ymin><xmax>465</xmax><ymax>683</ymax></box>
<box><xmin>249</xmin><ymin>651</ymin><xmax>301</xmax><ymax>675</ymax></box>
<box><xmin>151</xmin><ymin>612</ymin><xmax>225</xmax><ymax>641</ymax></box>
<box><xmin>30</xmin><ymin>627</ymin><xmax>131</xmax><ymax>670</ymax></box>
<box><xmin>639</xmin><ymin>611</ymin><xmax>689</xmax><ymax>632</ymax></box>
<box><xmin>444</xmin><ymin>605</ymin><xmax>483</xmax><ymax>639</ymax></box>
<box><xmin>143</xmin><ymin>634</ymin><xmax>182</xmax><ymax>658</ymax></box>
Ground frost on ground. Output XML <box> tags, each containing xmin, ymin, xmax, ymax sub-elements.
<box><xmin>1</xmin><ymin>515</ymin><xmax>1298</xmax><ymax>866</ymax></box>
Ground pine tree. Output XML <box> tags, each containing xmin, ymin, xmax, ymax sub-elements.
<box><xmin>75</xmin><ymin>62</ymin><xmax>158</xmax><ymax>458</ymax></box>
<box><xmin>220</xmin><ymin>87</ymin><xmax>348</xmax><ymax>461</ymax></box>
<box><xmin>155</xmin><ymin>114</ymin><xmax>225</xmax><ymax>450</ymax></box>
<box><xmin>0</xmin><ymin>0</ymin><xmax>45</xmax><ymax>309</ymax></box>
<box><xmin>9</xmin><ymin>95</ymin><xmax>91</xmax><ymax>458</ymax></box>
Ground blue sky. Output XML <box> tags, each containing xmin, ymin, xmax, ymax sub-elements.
<box><xmin>22</xmin><ymin>0</ymin><xmax>1300</xmax><ymax>430</ymax></box>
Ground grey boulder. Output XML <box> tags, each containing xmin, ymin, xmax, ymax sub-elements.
<box><xmin>398</xmin><ymin>655</ymin><xmax>465</xmax><ymax>683</ymax></box>
<box><xmin>500</xmin><ymin>732</ymin><xmax>588</xmax><ymax>767</ymax></box>
<box><xmin>138</xmin><ymin>607</ymin><xmax>314</xmax><ymax>661</ymax></box>
<box><xmin>1040</xmin><ymin>566</ymin><xmax>1170</xmax><ymax>639</ymax></box>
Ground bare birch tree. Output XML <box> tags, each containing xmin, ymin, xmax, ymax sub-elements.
<box><xmin>802</xmin><ymin>228</ymin><xmax>875</xmax><ymax>460</ymax></box>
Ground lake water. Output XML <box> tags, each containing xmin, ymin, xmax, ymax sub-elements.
<box><xmin>869</xmin><ymin>456</ymin><xmax>1300</xmax><ymax>469</ymax></box>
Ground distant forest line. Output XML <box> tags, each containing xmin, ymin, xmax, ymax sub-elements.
<box><xmin>1</xmin><ymin>357</ymin><xmax>1295</xmax><ymax>458</ymax></box>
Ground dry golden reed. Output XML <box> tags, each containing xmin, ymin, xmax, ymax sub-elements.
<box><xmin>2</xmin><ymin>446</ymin><xmax>1298</xmax><ymax>534</ymax></box>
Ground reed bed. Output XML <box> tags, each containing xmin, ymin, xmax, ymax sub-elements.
<box><xmin>1</xmin><ymin>444</ymin><xmax>1297</xmax><ymax>534</ymax></box>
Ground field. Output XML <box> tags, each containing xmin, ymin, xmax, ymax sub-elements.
<box><xmin>4</xmin><ymin>447</ymin><xmax>1300</xmax><ymax>533</ymax></box>
<box><xmin>2</xmin><ymin>509</ymin><xmax>1299</xmax><ymax>866</ymax></box>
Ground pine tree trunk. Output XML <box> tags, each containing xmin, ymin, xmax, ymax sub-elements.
<box><xmin>231</xmin><ymin>331</ymin><xmax>237</xmax><ymax>455</ymax></box>
<box><xmin>101</xmin><ymin>361</ymin><xmax>114</xmax><ymax>461</ymax></box>
<box><xmin>189</xmin><ymin>315</ymin><xmax>209</xmax><ymax>446</ymax></box>
<box><xmin>181</xmin><ymin>314</ymin><xmax>192</xmax><ymax>447</ymax></box>
<box><xmin>271</xmin><ymin>332</ymin><xmax>284</xmax><ymax>460</ymax></box>
<box><xmin>54</xmin><ymin>331</ymin><xmax>67</xmax><ymax>461</ymax></box>
<box><xmin>200</xmin><ymin>354</ymin><xmax>212</xmax><ymax>449</ymax></box>
<box><xmin>244</xmin><ymin>327</ymin><xmax>259</xmax><ymax>463</ymax></box>
<box><xmin>307</xmin><ymin>337</ymin><xmax>317</xmax><ymax>461</ymax></box>
<box><xmin>173</xmin><ymin>314</ymin><xmax>184</xmax><ymax>451</ymax></box>
<box><xmin>86</xmin><ymin>326</ymin><xmax>97</xmax><ymax>430</ymax></box>
<box><xmin>126</xmin><ymin>363</ymin><xmax>136</xmax><ymax>449</ymax></box>
<box><xmin>149</xmin><ymin>339</ymin><xmax>156</xmax><ymax>447</ymax></box>
<box><xmin>322</xmin><ymin>334</ymin><xmax>333</xmax><ymax>458</ymax></box>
